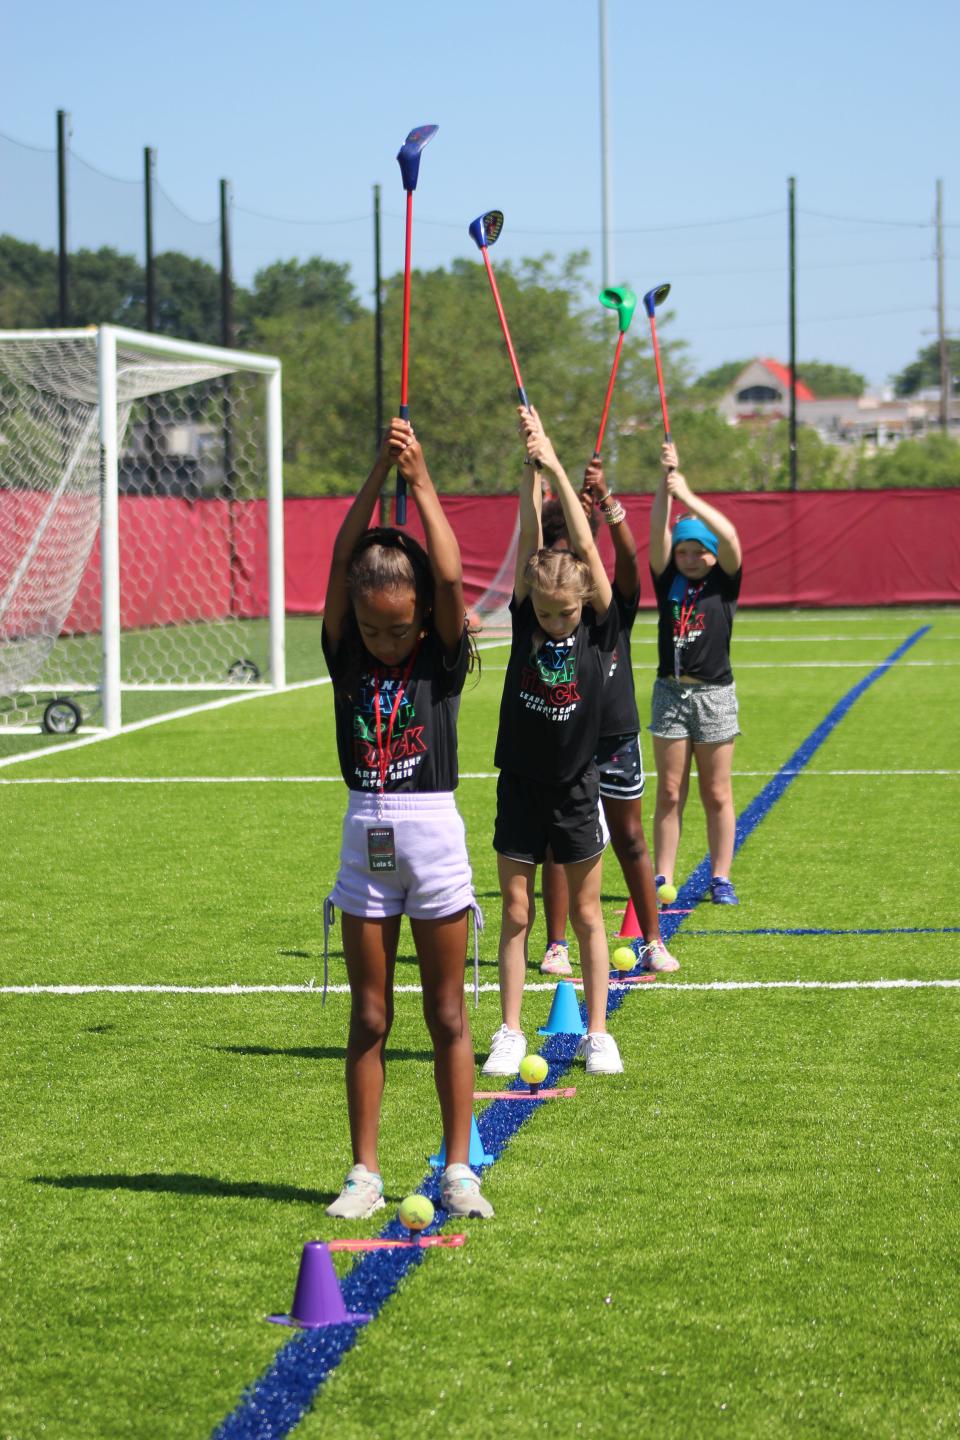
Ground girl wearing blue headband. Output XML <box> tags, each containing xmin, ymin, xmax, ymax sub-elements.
<box><xmin>648</xmin><ymin>443</ymin><xmax>743</xmax><ymax>906</ymax></box>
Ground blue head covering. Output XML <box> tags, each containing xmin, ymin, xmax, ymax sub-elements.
<box><xmin>671</xmin><ymin>516</ymin><xmax>719</xmax><ymax>556</ymax></box>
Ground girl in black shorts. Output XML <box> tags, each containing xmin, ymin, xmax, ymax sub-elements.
<box><xmin>484</xmin><ymin>408</ymin><xmax>624</xmax><ymax>1078</ymax></box>
<box><xmin>539</xmin><ymin>461</ymin><xmax>679</xmax><ymax>974</ymax></box>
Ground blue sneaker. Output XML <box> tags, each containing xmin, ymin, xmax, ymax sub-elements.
<box><xmin>710</xmin><ymin>877</ymin><xmax>739</xmax><ymax>905</ymax></box>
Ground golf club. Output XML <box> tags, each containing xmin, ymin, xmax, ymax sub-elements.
<box><xmin>642</xmin><ymin>283</ymin><xmax>673</xmax><ymax>447</ymax></box>
<box><xmin>593</xmin><ymin>285</ymin><xmax>637</xmax><ymax>458</ymax></box>
<box><xmin>394</xmin><ymin>123</ymin><xmax>438</xmax><ymax>524</ymax></box>
<box><xmin>468</xmin><ymin>210</ymin><xmax>541</xmax><ymax>470</ymax></box>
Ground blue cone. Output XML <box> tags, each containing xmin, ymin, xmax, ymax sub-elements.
<box><xmin>429</xmin><ymin>1112</ymin><xmax>494</xmax><ymax>1169</ymax></box>
<box><xmin>538</xmin><ymin>980</ymin><xmax>587</xmax><ymax>1037</ymax></box>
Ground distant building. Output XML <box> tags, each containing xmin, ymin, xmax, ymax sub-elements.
<box><xmin>717</xmin><ymin>359</ymin><xmax>959</xmax><ymax>449</ymax></box>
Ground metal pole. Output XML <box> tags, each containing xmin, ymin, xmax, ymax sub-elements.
<box><xmin>219</xmin><ymin>179</ymin><xmax>237</xmax><ymax>611</ymax></box>
<box><xmin>266</xmin><ymin>366</ymin><xmax>286</xmax><ymax>691</ymax></box>
<box><xmin>144</xmin><ymin>147</ymin><xmax>156</xmax><ymax>332</ymax></box>
<box><xmin>936</xmin><ymin>179</ymin><xmax>948</xmax><ymax>433</ymax></box>
<box><xmin>219</xmin><ymin>178</ymin><xmax>234</xmax><ymax>348</ymax></box>
<box><xmin>57</xmin><ymin>110</ymin><xmax>69</xmax><ymax>325</ymax></box>
<box><xmin>598</xmin><ymin>0</ymin><xmax>613</xmax><ymax>289</ymax></box>
<box><xmin>98</xmin><ymin>327</ymin><xmax>122</xmax><ymax>731</ymax></box>
<box><xmin>788</xmin><ymin>175</ymin><xmax>798</xmax><ymax>491</ymax></box>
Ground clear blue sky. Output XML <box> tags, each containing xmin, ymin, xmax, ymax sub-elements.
<box><xmin>4</xmin><ymin>0</ymin><xmax>957</xmax><ymax>389</ymax></box>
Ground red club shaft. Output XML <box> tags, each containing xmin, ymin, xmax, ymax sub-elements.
<box><xmin>481</xmin><ymin>247</ymin><xmax>526</xmax><ymax>397</ymax></box>
<box><xmin>400</xmin><ymin>190</ymin><xmax>414</xmax><ymax>410</ymax></box>
<box><xmin>648</xmin><ymin>314</ymin><xmax>671</xmax><ymax>442</ymax></box>
<box><xmin>593</xmin><ymin>331</ymin><xmax>625</xmax><ymax>457</ymax></box>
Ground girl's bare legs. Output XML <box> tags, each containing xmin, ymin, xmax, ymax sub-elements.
<box><xmin>602</xmin><ymin>794</ymin><xmax>661</xmax><ymax>943</ymax></box>
<box><xmin>411</xmin><ymin>910</ymin><xmax>474</xmax><ymax>1167</ymax></box>
<box><xmin>496</xmin><ymin>855</ymin><xmax>536</xmax><ymax>1032</ymax></box>
<box><xmin>693</xmin><ymin>739</ymin><xmax>736</xmax><ymax>878</ymax></box>
<box><xmin>652</xmin><ymin>735</ymin><xmax>693</xmax><ymax>883</ymax></box>
<box><xmin>541</xmin><ymin>855</ymin><xmax>570</xmax><ymax>944</ymax></box>
<box><xmin>341</xmin><ymin>912</ymin><xmax>401</xmax><ymax>1174</ymax></box>
<box><xmin>564</xmin><ymin>853</ymin><xmax>609</xmax><ymax>1032</ymax></box>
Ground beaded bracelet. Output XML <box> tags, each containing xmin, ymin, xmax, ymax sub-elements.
<box><xmin>598</xmin><ymin>498</ymin><xmax>626</xmax><ymax>525</ymax></box>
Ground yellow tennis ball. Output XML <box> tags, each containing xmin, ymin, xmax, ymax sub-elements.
<box><xmin>611</xmin><ymin>945</ymin><xmax>637</xmax><ymax>971</ymax></box>
<box><xmin>398</xmin><ymin>1194</ymin><xmax>434</xmax><ymax>1231</ymax></box>
<box><xmin>657</xmin><ymin>882</ymin><xmax>678</xmax><ymax>905</ymax></box>
<box><xmin>519</xmin><ymin>1053</ymin><xmax>548</xmax><ymax>1085</ymax></box>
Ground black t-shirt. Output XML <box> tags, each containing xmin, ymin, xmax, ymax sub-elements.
<box><xmin>652</xmin><ymin>559</ymin><xmax>742</xmax><ymax>684</ymax></box>
<box><xmin>599</xmin><ymin>586</ymin><xmax>641</xmax><ymax>737</ymax></box>
<box><xmin>321</xmin><ymin>623</ymin><xmax>469</xmax><ymax>792</ymax></box>
<box><xmin>494</xmin><ymin>593</ymin><xmax>620</xmax><ymax>786</ymax></box>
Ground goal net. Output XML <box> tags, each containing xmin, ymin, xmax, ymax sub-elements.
<box><xmin>0</xmin><ymin>326</ymin><xmax>284</xmax><ymax>735</ymax></box>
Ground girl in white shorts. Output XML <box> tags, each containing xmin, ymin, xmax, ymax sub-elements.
<box><xmin>321</xmin><ymin>419</ymin><xmax>492</xmax><ymax>1222</ymax></box>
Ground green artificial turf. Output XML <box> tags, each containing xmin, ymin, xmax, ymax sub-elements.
<box><xmin>1</xmin><ymin>608</ymin><xmax>958</xmax><ymax>1439</ymax></box>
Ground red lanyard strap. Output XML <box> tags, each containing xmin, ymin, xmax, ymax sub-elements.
<box><xmin>372</xmin><ymin>639</ymin><xmax>421</xmax><ymax>792</ymax></box>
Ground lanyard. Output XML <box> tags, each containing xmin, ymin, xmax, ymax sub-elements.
<box><xmin>372</xmin><ymin>639</ymin><xmax>421</xmax><ymax>793</ymax></box>
<box><xmin>674</xmin><ymin>579</ymin><xmax>706</xmax><ymax>677</ymax></box>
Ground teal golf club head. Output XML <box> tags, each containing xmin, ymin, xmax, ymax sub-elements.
<box><xmin>600</xmin><ymin>285</ymin><xmax>638</xmax><ymax>333</ymax></box>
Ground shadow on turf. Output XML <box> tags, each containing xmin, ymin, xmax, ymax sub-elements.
<box><xmin>29</xmin><ymin>1172</ymin><xmax>406</xmax><ymax>1206</ymax></box>
<box><xmin>213</xmin><ymin>1044</ymin><xmax>435</xmax><ymax>1062</ymax></box>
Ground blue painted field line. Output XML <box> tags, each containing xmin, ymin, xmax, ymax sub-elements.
<box><xmin>681</xmin><ymin>926</ymin><xmax>960</xmax><ymax>937</ymax></box>
<box><xmin>211</xmin><ymin>624</ymin><xmax>930</xmax><ymax>1440</ymax></box>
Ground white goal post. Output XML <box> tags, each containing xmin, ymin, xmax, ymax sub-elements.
<box><xmin>0</xmin><ymin>325</ymin><xmax>285</xmax><ymax>734</ymax></box>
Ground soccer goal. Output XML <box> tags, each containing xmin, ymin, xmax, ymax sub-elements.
<box><xmin>0</xmin><ymin>325</ymin><xmax>285</xmax><ymax>734</ymax></box>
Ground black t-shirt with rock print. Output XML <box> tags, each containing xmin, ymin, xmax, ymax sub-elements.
<box><xmin>322</xmin><ymin>623</ymin><xmax>469</xmax><ymax>792</ymax></box>
<box><xmin>652</xmin><ymin>558</ymin><xmax>742</xmax><ymax>684</ymax></box>
<box><xmin>495</xmin><ymin>593</ymin><xmax>620</xmax><ymax>786</ymax></box>
<box><xmin>599</xmin><ymin>585</ymin><xmax>641</xmax><ymax>737</ymax></box>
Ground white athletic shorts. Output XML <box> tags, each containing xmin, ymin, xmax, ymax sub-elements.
<box><xmin>330</xmin><ymin>790</ymin><xmax>476</xmax><ymax>920</ymax></box>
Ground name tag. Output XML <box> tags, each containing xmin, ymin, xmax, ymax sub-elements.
<box><xmin>366</xmin><ymin>825</ymin><xmax>397</xmax><ymax>872</ymax></box>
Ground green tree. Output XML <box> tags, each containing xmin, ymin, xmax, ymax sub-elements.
<box><xmin>247</xmin><ymin>257</ymin><xmax>361</xmax><ymax>325</ymax></box>
<box><xmin>0</xmin><ymin>236</ymin><xmax>57</xmax><ymax>325</ymax></box>
<box><xmin>152</xmin><ymin>252</ymin><xmax>223</xmax><ymax>344</ymax></box>
<box><xmin>795</xmin><ymin>362</ymin><xmax>865</xmax><ymax>397</ymax></box>
<box><xmin>892</xmin><ymin>341</ymin><xmax>960</xmax><ymax>397</ymax></box>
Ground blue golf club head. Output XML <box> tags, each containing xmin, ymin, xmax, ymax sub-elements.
<box><xmin>643</xmin><ymin>283</ymin><xmax>671</xmax><ymax>318</ymax></box>
<box><xmin>468</xmin><ymin>210</ymin><xmax>504</xmax><ymax>250</ymax></box>
<box><xmin>599</xmin><ymin>285</ymin><xmax>638</xmax><ymax>333</ymax></box>
<box><xmin>397</xmin><ymin>124</ymin><xmax>438</xmax><ymax>191</ymax></box>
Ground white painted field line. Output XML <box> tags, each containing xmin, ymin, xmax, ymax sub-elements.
<box><xmin>2</xmin><ymin>768</ymin><xmax>958</xmax><ymax>786</ymax></box>
<box><xmin>480</xmin><ymin>660</ymin><xmax>959</xmax><ymax>672</ymax></box>
<box><xmin>0</xmin><ymin>677</ymin><xmax>332</xmax><ymax>772</ymax></box>
<box><xmin>3</xmin><ymin>978</ymin><xmax>958</xmax><ymax>997</ymax></box>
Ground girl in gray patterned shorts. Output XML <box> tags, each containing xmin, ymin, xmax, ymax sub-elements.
<box><xmin>649</xmin><ymin>443</ymin><xmax>743</xmax><ymax>905</ymax></box>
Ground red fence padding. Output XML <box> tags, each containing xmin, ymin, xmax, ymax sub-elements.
<box><xmin>4</xmin><ymin>489</ymin><xmax>957</xmax><ymax>637</ymax></box>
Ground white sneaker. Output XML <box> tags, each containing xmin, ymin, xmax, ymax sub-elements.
<box><xmin>325</xmin><ymin>1163</ymin><xmax>385</xmax><ymax>1219</ymax></box>
<box><xmin>481</xmin><ymin>1024</ymin><xmax>527</xmax><ymax>1076</ymax></box>
<box><xmin>577</xmin><ymin>1032</ymin><xmax>624</xmax><ymax>1075</ymax></box>
<box><xmin>638</xmin><ymin>938</ymin><xmax>680</xmax><ymax>973</ymax></box>
<box><xmin>440</xmin><ymin>1163</ymin><xmax>495</xmax><ymax>1218</ymax></box>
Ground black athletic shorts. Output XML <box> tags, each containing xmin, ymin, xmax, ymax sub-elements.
<box><xmin>493</xmin><ymin>765</ymin><xmax>606</xmax><ymax>866</ymax></box>
<box><xmin>596</xmin><ymin>731</ymin><xmax>645</xmax><ymax>801</ymax></box>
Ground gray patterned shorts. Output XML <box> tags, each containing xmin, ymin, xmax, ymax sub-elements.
<box><xmin>649</xmin><ymin>677</ymin><xmax>740</xmax><ymax>744</ymax></box>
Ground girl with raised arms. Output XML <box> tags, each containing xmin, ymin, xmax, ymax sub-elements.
<box><xmin>483</xmin><ymin>407</ymin><xmax>624</xmax><ymax>1078</ymax></box>
<box><xmin>321</xmin><ymin>418</ymin><xmax>493</xmax><ymax>1220</ymax></box>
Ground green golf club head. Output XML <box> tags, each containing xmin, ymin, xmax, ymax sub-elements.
<box><xmin>599</xmin><ymin>285</ymin><xmax>638</xmax><ymax>333</ymax></box>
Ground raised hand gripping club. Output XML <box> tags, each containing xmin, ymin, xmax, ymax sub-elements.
<box><xmin>643</xmin><ymin>283</ymin><xmax>673</xmax><ymax>447</ymax></box>
<box><xmin>593</xmin><ymin>285</ymin><xmax>637</xmax><ymax>458</ymax></box>
<box><xmin>467</xmin><ymin>209</ymin><xmax>540</xmax><ymax>468</ymax></box>
<box><xmin>394</xmin><ymin>123</ymin><xmax>438</xmax><ymax>524</ymax></box>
